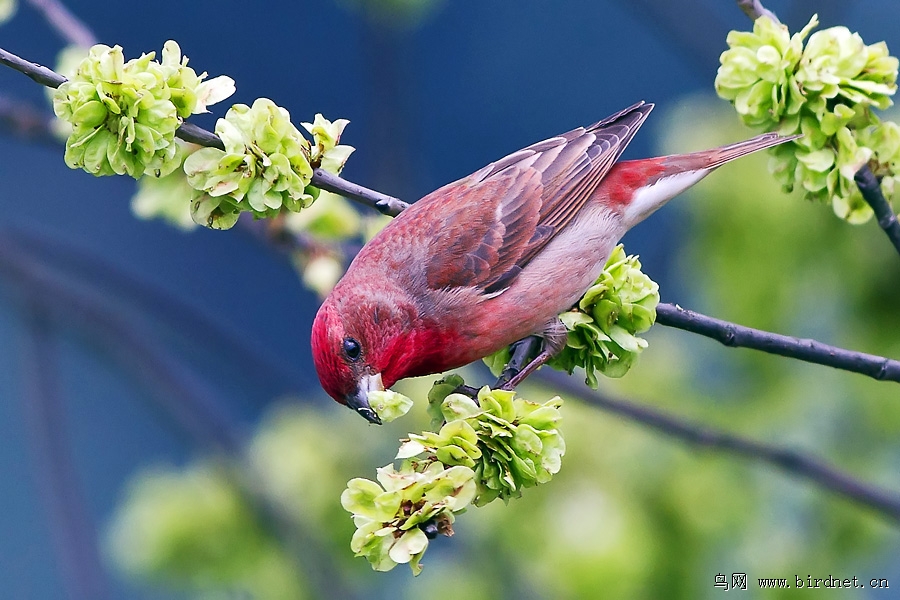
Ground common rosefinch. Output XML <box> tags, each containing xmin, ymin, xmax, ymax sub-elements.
<box><xmin>312</xmin><ymin>101</ymin><xmax>793</xmax><ymax>423</ymax></box>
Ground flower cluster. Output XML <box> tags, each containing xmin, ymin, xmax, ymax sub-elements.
<box><xmin>342</xmin><ymin>383</ymin><xmax>565</xmax><ymax>574</ymax></box>
<box><xmin>183</xmin><ymin>101</ymin><xmax>355</xmax><ymax>229</ymax></box>
<box><xmin>51</xmin><ymin>41</ymin><xmax>357</xmax><ymax>233</ymax></box>
<box><xmin>341</xmin><ymin>462</ymin><xmax>475</xmax><ymax>575</ymax></box>
<box><xmin>52</xmin><ymin>42</ymin><xmax>234</xmax><ymax>179</ymax></box>
<box><xmin>406</xmin><ymin>386</ymin><xmax>565</xmax><ymax>507</ymax></box>
<box><xmin>547</xmin><ymin>245</ymin><xmax>659</xmax><ymax>385</ymax></box>
<box><xmin>716</xmin><ymin>15</ymin><xmax>900</xmax><ymax>223</ymax></box>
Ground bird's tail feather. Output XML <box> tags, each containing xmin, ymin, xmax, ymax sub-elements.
<box><xmin>700</xmin><ymin>132</ymin><xmax>801</xmax><ymax>170</ymax></box>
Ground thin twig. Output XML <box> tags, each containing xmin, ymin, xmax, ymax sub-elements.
<box><xmin>538</xmin><ymin>371</ymin><xmax>900</xmax><ymax>521</ymax></box>
<box><xmin>22</xmin><ymin>311</ymin><xmax>110</xmax><ymax>599</ymax></box>
<box><xmin>494</xmin><ymin>335</ymin><xmax>541</xmax><ymax>389</ymax></box>
<box><xmin>656</xmin><ymin>303</ymin><xmax>900</xmax><ymax>384</ymax></box>
<box><xmin>312</xmin><ymin>168</ymin><xmax>408</xmax><ymax>216</ymax></box>
<box><xmin>736</xmin><ymin>0</ymin><xmax>781</xmax><ymax>24</ymax></box>
<box><xmin>176</xmin><ymin>121</ymin><xmax>224</xmax><ymax>149</ymax></box>
<box><xmin>855</xmin><ymin>165</ymin><xmax>900</xmax><ymax>257</ymax></box>
<box><xmin>0</xmin><ymin>45</ymin><xmax>409</xmax><ymax>217</ymax></box>
<box><xmin>0</xmin><ymin>46</ymin><xmax>66</xmax><ymax>88</ymax></box>
<box><xmin>25</xmin><ymin>0</ymin><xmax>97</xmax><ymax>48</ymax></box>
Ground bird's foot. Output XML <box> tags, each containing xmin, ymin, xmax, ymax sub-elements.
<box><xmin>496</xmin><ymin>318</ymin><xmax>567</xmax><ymax>390</ymax></box>
<box><xmin>500</xmin><ymin>349</ymin><xmax>553</xmax><ymax>390</ymax></box>
<box><xmin>494</xmin><ymin>335</ymin><xmax>543</xmax><ymax>388</ymax></box>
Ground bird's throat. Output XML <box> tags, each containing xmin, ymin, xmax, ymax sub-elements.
<box><xmin>380</xmin><ymin>322</ymin><xmax>472</xmax><ymax>385</ymax></box>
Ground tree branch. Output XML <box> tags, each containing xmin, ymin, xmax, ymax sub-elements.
<box><xmin>656</xmin><ymin>303</ymin><xmax>900</xmax><ymax>384</ymax></box>
<box><xmin>174</xmin><ymin>121</ymin><xmax>224</xmax><ymax>149</ymax></box>
<box><xmin>538</xmin><ymin>371</ymin><xmax>900</xmax><ymax>521</ymax></box>
<box><xmin>312</xmin><ymin>167</ymin><xmax>408</xmax><ymax>216</ymax></box>
<box><xmin>855</xmin><ymin>165</ymin><xmax>900</xmax><ymax>257</ymax></box>
<box><xmin>0</xmin><ymin>46</ymin><xmax>66</xmax><ymax>88</ymax></box>
<box><xmin>0</xmin><ymin>100</ymin><xmax>353</xmax><ymax>266</ymax></box>
<box><xmin>0</xmin><ymin>45</ymin><xmax>409</xmax><ymax>217</ymax></box>
<box><xmin>736</xmin><ymin>0</ymin><xmax>781</xmax><ymax>24</ymax></box>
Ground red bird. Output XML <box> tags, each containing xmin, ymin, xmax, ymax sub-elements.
<box><xmin>312</xmin><ymin>101</ymin><xmax>792</xmax><ymax>423</ymax></box>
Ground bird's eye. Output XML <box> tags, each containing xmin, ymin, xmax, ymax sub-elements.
<box><xmin>342</xmin><ymin>337</ymin><xmax>361</xmax><ymax>361</ymax></box>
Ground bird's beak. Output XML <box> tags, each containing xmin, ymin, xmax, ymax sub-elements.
<box><xmin>347</xmin><ymin>372</ymin><xmax>384</xmax><ymax>425</ymax></box>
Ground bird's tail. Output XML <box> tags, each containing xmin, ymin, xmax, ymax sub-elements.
<box><xmin>615</xmin><ymin>132</ymin><xmax>800</xmax><ymax>228</ymax></box>
<box><xmin>687</xmin><ymin>132</ymin><xmax>801</xmax><ymax>170</ymax></box>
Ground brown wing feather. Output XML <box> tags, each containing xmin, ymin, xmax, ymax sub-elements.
<box><xmin>425</xmin><ymin>170</ymin><xmax>543</xmax><ymax>290</ymax></box>
<box><xmin>425</xmin><ymin>101</ymin><xmax>654</xmax><ymax>295</ymax></box>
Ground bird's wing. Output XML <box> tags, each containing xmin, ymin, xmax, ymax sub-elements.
<box><xmin>424</xmin><ymin>101</ymin><xmax>653</xmax><ymax>295</ymax></box>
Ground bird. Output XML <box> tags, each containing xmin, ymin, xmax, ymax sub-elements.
<box><xmin>311</xmin><ymin>101</ymin><xmax>794</xmax><ymax>423</ymax></box>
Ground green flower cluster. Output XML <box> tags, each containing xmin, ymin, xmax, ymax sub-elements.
<box><xmin>716</xmin><ymin>16</ymin><xmax>815</xmax><ymax>128</ymax></box>
<box><xmin>341</xmin><ymin>462</ymin><xmax>475</xmax><ymax>575</ymax></box>
<box><xmin>405</xmin><ymin>386</ymin><xmax>565</xmax><ymax>507</ymax></box>
<box><xmin>716</xmin><ymin>15</ymin><xmax>900</xmax><ymax>223</ymax></box>
<box><xmin>47</xmin><ymin>46</ymin><xmax>90</xmax><ymax>141</ymax></box>
<box><xmin>52</xmin><ymin>42</ymin><xmax>234</xmax><ymax>179</ymax></box>
<box><xmin>548</xmin><ymin>246</ymin><xmax>658</xmax><ymax>385</ymax></box>
<box><xmin>342</xmin><ymin>383</ymin><xmax>564</xmax><ymax>574</ymax></box>
<box><xmin>183</xmin><ymin>101</ymin><xmax>355</xmax><ymax>229</ymax></box>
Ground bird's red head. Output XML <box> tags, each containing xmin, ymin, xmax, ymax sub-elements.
<box><xmin>311</xmin><ymin>298</ymin><xmax>381</xmax><ymax>424</ymax></box>
<box><xmin>311</xmin><ymin>287</ymin><xmax>422</xmax><ymax>425</ymax></box>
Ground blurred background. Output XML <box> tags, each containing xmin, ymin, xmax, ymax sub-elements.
<box><xmin>1</xmin><ymin>0</ymin><xmax>900</xmax><ymax>597</ymax></box>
